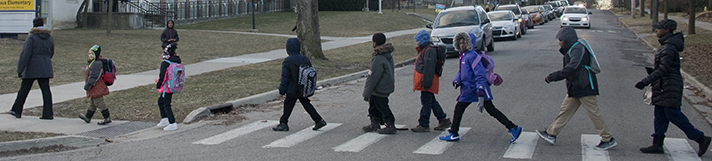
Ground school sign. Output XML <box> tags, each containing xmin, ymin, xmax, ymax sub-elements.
<box><xmin>0</xmin><ymin>0</ymin><xmax>40</xmax><ymax>34</ymax></box>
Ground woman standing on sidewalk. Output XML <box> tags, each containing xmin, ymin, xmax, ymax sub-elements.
<box><xmin>9</xmin><ymin>17</ymin><xmax>54</xmax><ymax>120</ymax></box>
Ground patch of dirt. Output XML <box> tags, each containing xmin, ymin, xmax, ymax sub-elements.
<box><xmin>202</xmin><ymin>100</ymin><xmax>283</xmax><ymax>126</ymax></box>
<box><xmin>0</xmin><ymin>145</ymin><xmax>77</xmax><ymax>158</ymax></box>
<box><xmin>680</xmin><ymin>43</ymin><xmax>712</xmax><ymax>89</ymax></box>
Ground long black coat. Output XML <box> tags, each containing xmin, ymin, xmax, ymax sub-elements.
<box><xmin>17</xmin><ymin>27</ymin><xmax>54</xmax><ymax>79</ymax></box>
<box><xmin>639</xmin><ymin>32</ymin><xmax>684</xmax><ymax>108</ymax></box>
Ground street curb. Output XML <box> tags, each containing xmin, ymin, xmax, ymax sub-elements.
<box><xmin>0</xmin><ymin>135</ymin><xmax>104</xmax><ymax>153</ymax></box>
<box><xmin>613</xmin><ymin>11</ymin><xmax>712</xmax><ymax>125</ymax></box>
<box><xmin>182</xmin><ymin>58</ymin><xmax>417</xmax><ymax>123</ymax></box>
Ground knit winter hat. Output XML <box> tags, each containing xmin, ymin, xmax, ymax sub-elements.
<box><xmin>653</xmin><ymin>19</ymin><xmax>677</xmax><ymax>31</ymax></box>
<box><xmin>33</xmin><ymin>17</ymin><xmax>43</xmax><ymax>27</ymax></box>
<box><xmin>90</xmin><ymin>45</ymin><xmax>101</xmax><ymax>58</ymax></box>
<box><xmin>372</xmin><ymin>33</ymin><xmax>386</xmax><ymax>46</ymax></box>
<box><xmin>414</xmin><ymin>30</ymin><xmax>430</xmax><ymax>45</ymax></box>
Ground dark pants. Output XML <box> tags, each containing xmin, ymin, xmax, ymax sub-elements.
<box><xmin>280</xmin><ymin>96</ymin><xmax>323</xmax><ymax>124</ymax></box>
<box><xmin>368</xmin><ymin>95</ymin><xmax>395</xmax><ymax>123</ymax></box>
<box><xmin>653</xmin><ymin>106</ymin><xmax>704</xmax><ymax>140</ymax></box>
<box><xmin>11</xmin><ymin>78</ymin><xmax>52</xmax><ymax>118</ymax></box>
<box><xmin>450</xmin><ymin>101</ymin><xmax>516</xmax><ymax>136</ymax></box>
<box><xmin>158</xmin><ymin>93</ymin><xmax>176</xmax><ymax>124</ymax></box>
<box><xmin>418</xmin><ymin>91</ymin><xmax>447</xmax><ymax>127</ymax></box>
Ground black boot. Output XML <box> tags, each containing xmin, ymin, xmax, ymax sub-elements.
<box><xmin>695</xmin><ymin>136</ymin><xmax>711</xmax><ymax>157</ymax></box>
<box><xmin>640</xmin><ymin>136</ymin><xmax>665</xmax><ymax>154</ymax></box>
<box><xmin>78</xmin><ymin>110</ymin><xmax>95</xmax><ymax>123</ymax></box>
<box><xmin>362</xmin><ymin>117</ymin><xmax>381</xmax><ymax>132</ymax></box>
<box><xmin>377</xmin><ymin>120</ymin><xmax>397</xmax><ymax>134</ymax></box>
<box><xmin>97</xmin><ymin>109</ymin><xmax>112</xmax><ymax>125</ymax></box>
<box><xmin>272</xmin><ymin>123</ymin><xmax>289</xmax><ymax>131</ymax></box>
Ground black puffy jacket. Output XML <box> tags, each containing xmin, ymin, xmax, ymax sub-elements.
<box><xmin>639</xmin><ymin>32</ymin><xmax>684</xmax><ymax>108</ymax></box>
<box><xmin>547</xmin><ymin>27</ymin><xmax>599</xmax><ymax>98</ymax></box>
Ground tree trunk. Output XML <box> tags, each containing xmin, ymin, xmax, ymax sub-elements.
<box><xmin>690</xmin><ymin>0</ymin><xmax>696</xmax><ymax>34</ymax></box>
<box><xmin>664</xmin><ymin>0</ymin><xmax>668</xmax><ymax>19</ymax></box>
<box><xmin>107</xmin><ymin>0</ymin><xmax>113</xmax><ymax>34</ymax></box>
<box><xmin>652</xmin><ymin>0</ymin><xmax>658</xmax><ymax>32</ymax></box>
<box><xmin>640</xmin><ymin>0</ymin><xmax>646</xmax><ymax>17</ymax></box>
<box><xmin>632</xmin><ymin>0</ymin><xmax>637</xmax><ymax>18</ymax></box>
<box><xmin>296</xmin><ymin>0</ymin><xmax>326</xmax><ymax>60</ymax></box>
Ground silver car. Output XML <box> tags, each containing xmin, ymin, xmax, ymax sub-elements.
<box><xmin>427</xmin><ymin>5</ymin><xmax>494</xmax><ymax>55</ymax></box>
<box><xmin>487</xmin><ymin>10</ymin><xmax>521</xmax><ymax>40</ymax></box>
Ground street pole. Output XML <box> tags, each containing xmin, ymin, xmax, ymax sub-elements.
<box><xmin>379</xmin><ymin>0</ymin><xmax>383</xmax><ymax>14</ymax></box>
<box><xmin>251</xmin><ymin>0</ymin><xmax>257</xmax><ymax>32</ymax></box>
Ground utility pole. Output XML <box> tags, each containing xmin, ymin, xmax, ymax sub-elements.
<box><xmin>107</xmin><ymin>0</ymin><xmax>113</xmax><ymax>34</ymax></box>
<box><xmin>251</xmin><ymin>0</ymin><xmax>257</xmax><ymax>32</ymax></box>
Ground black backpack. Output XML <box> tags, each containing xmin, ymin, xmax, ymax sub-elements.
<box><xmin>429</xmin><ymin>45</ymin><xmax>447</xmax><ymax>76</ymax></box>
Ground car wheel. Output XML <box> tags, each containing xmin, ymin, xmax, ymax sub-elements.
<box><xmin>486</xmin><ymin>35</ymin><xmax>494</xmax><ymax>52</ymax></box>
<box><xmin>522</xmin><ymin>26</ymin><xmax>527</xmax><ymax>35</ymax></box>
<box><xmin>528</xmin><ymin>24</ymin><xmax>534</xmax><ymax>29</ymax></box>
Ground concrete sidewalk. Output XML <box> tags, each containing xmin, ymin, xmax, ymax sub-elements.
<box><xmin>0</xmin><ymin>28</ymin><xmax>424</xmax><ymax>135</ymax></box>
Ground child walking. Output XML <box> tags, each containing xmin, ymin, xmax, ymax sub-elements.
<box><xmin>156</xmin><ymin>43</ymin><xmax>181</xmax><ymax>131</ymax></box>
<box><xmin>79</xmin><ymin>45</ymin><xmax>112</xmax><ymax>125</ymax></box>
<box><xmin>439</xmin><ymin>32</ymin><xmax>522</xmax><ymax>143</ymax></box>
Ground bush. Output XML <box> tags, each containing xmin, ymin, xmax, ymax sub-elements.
<box><xmin>319</xmin><ymin>0</ymin><xmax>365</xmax><ymax>11</ymax></box>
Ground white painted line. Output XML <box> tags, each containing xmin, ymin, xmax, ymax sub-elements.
<box><xmin>263</xmin><ymin>123</ymin><xmax>342</xmax><ymax>148</ymax></box>
<box><xmin>192</xmin><ymin>120</ymin><xmax>279</xmax><ymax>145</ymax></box>
<box><xmin>413</xmin><ymin>127</ymin><xmax>471</xmax><ymax>155</ymax></box>
<box><xmin>333</xmin><ymin>133</ymin><xmax>389</xmax><ymax>152</ymax></box>
<box><xmin>581</xmin><ymin>134</ymin><xmax>610</xmax><ymax>161</ymax></box>
<box><xmin>664</xmin><ymin>138</ymin><xmax>701</xmax><ymax>161</ymax></box>
<box><xmin>503</xmin><ymin>132</ymin><xmax>539</xmax><ymax>159</ymax></box>
<box><xmin>381</xmin><ymin>124</ymin><xmax>407</xmax><ymax>129</ymax></box>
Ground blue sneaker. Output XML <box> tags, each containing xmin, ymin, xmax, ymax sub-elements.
<box><xmin>439</xmin><ymin>131</ymin><xmax>460</xmax><ymax>141</ymax></box>
<box><xmin>508</xmin><ymin>126</ymin><xmax>523</xmax><ymax>143</ymax></box>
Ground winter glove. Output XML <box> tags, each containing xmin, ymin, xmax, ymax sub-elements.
<box><xmin>364</xmin><ymin>97</ymin><xmax>370</xmax><ymax>102</ymax></box>
<box><xmin>635</xmin><ymin>82</ymin><xmax>646</xmax><ymax>90</ymax></box>
<box><xmin>452</xmin><ymin>81</ymin><xmax>460</xmax><ymax>89</ymax></box>
<box><xmin>545</xmin><ymin>76</ymin><xmax>551</xmax><ymax>84</ymax></box>
<box><xmin>645</xmin><ymin>67</ymin><xmax>654</xmax><ymax>75</ymax></box>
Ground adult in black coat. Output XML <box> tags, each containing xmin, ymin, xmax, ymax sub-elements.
<box><xmin>160</xmin><ymin>20</ymin><xmax>179</xmax><ymax>48</ymax></box>
<box><xmin>635</xmin><ymin>19</ymin><xmax>711</xmax><ymax>156</ymax></box>
<box><xmin>10</xmin><ymin>17</ymin><xmax>54</xmax><ymax>120</ymax></box>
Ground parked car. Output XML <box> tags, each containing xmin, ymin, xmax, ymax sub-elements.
<box><xmin>548</xmin><ymin>1</ymin><xmax>563</xmax><ymax>17</ymax></box>
<box><xmin>487</xmin><ymin>10</ymin><xmax>521</xmax><ymax>40</ymax></box>
<box><xmin>541</xmin><ymin>4</ymin><xmax>556</xmax><ymax>20</ymax></box>
<box><xmin>560</xmin><ymin>6</ymin><xmax>592</xmax><ymax>28</ymax></box>
<box><xmin>559</xmin><ymin>0</ymin><xmax>570</xmax><ymax>6</ymax></box>
<box><xmin>494</xmin><ymin>4</ymin><xmax>533</xmax><ymax>31</ymax></box>
<box><xmin>523</xmin><ymin>6</ymin><xmax>546</xmax><ymax>25</ymax></box>
<box><xmin>426</xmin><ymin>5</ymin><xmax>495</xmax><ymax>56</ymax></box>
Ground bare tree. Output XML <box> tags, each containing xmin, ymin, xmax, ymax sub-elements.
<box><xmin>295</xmin><ymin>0</ymin><xmax>326</xmax><ymax>60</ymax></box>
<box><xmin>652</xmin><ymin>0</ymin><xmax>658</xmax><ymax>31</ymax></box>
<box><xmin>107</xmin><ymin>0</ymin><xmax>113</xmax><ymax>34</ymax></box>
<box><xmin>689</xmin><ymin>0</ymin><xmax>696</xmax><ymax>34</ymax></box>
<box><xmin>640</xmin><ymin>0</ymin><xmax>646</xmax><ymax>17</ymax></box>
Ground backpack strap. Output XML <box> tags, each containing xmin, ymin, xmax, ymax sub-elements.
<box><xmin>566</xmin><ymin>41</ymin><xmax>596</xmax><ymax>90</ymax></box>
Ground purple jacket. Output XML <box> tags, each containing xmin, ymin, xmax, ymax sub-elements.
<box><xmin>452</xmin><ymin>33</ymin><xmax>493</xmax><ymax>102</ymax></box>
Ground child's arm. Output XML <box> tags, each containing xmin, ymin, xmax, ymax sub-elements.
<box><xmin>156</xmin><ymin>61</ymin><xmax>168</xmax><ymax>89</ymax></box>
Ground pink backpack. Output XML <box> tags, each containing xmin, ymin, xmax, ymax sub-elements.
<box><xmin>473</xmin><ymin>51</ymin><xmax>503</xmax><ymax>86</ymax></box>
<box><xmin>157</xmin><ymin>60</ymin><xmax>185</xmax><ymax>96</ymax></box>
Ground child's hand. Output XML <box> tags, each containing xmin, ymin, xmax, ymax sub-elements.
<box><xmin>452</xmin><ymin>81</ymin><xmax>460</xmax><ymax>89</ymax></box>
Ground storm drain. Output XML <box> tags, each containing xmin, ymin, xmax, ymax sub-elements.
<box><xmin>76</xmin><ymin>121</ymin><xmax>154</xmax><ymax>139</ymax></box>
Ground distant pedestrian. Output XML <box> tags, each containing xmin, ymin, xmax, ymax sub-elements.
<box><xmin>9</xmin><ymin>17</ymin><xmax>54</xmax><ymax>120</ymax></box>
<box><xmin>272</xmin><ymin>38</ymin><xmax>327</xmax><ymax>131</ymax></box>
<box><xmin>536</xmin><ymin>26</ymin><xmax>617</xmax><ymax>150</ymax></box>
<box><xmin>79</xmin><ymin>45</ymin><xmax>112</xmax><ymax>125</ymax></box>
<box><xmin>410</xmin><ymin>30</ymin><xmax>451</xmax><ymax>132</ymax></box>
<box><xmin>439</xmin><ymin>32</ymin><xmax>522</xmax><ymax>143</ymax></box>
<box><xmin>362</xmin><ymin>33</ymin><xmax>397</xmax><ymax>135</ymax></box>
<box><xmin>156</xmin><ymin>43</ymin><xmax>181</xmax><ymax>131</ymax></box>
<box><xmin>160</xmin><ymin>20</ymin><xmax>179</xmax><ymax>48</ymax></box>
<box><xmin>634</xmin><ymin>19</ymin><xmax>711</xmax><ymax>156</ymax></box>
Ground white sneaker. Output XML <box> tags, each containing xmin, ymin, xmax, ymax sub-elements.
<box><xmin>163</xmin><ymin>123</ymin><xmax>177</xmax><ymax>131</ymax></box>
<box><xmin>157</xmin><ymin>118</ymin><xmax>169</xmax><ymax>127</ymax></box>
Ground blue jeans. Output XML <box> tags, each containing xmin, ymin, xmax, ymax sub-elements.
<box><xmin>653</xmin><ymin>106</ymin><xmax>704</xmax><ymax>140</ymax></box>
<box><xmin>418</xmin><ymin>91</ymin><xmax>447</xmax><ymax>127</ymax></box>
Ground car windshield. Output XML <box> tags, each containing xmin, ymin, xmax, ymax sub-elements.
<box><xmin>524</xmin><ymin>6</ymin><xmax>540</xmax><ymax>12</ymax></box>
<box><xmin>564</xmin><ymin>7</ymin><xmax>587</xmax><ymax>14</ymax></box>
<box><xmin>433</xmin><ymin>10</ymin><xmax>480</xmax><ymax>28</ymax></box>
<box><xmin>495</xmin><ymin>6</ymin><xmax>521</xmax><ymax>15</ymax></box>
<box><xmin>487</xmin><ymin>12</ymin><xmax>512</xmax><ymax>21</ymax></box>
<box><xmin>543</xmin><ymin>5</ymin><xmax>552</xmax><ymax>10</ymax></box>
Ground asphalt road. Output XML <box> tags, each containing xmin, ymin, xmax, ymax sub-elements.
<box><xmin>8</xmin><ymin>10</ymin><xmax>712</xmax><ymax>161</ymax></box>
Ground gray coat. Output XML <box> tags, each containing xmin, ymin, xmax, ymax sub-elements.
<box><xmin>17</xmin><ymin>27</ymin><xmax>54</xmax><ymax>79</ymax></box>
<box><xmin>363</xmin><ymin>43</ymin><xmax>395</xmax><ymax>99</ymax></box>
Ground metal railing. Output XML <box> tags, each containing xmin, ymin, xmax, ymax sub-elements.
<box><xmin>156</xmin><ymin>0</ymin><xmax>291</xmax><ymax>21</ymax></box>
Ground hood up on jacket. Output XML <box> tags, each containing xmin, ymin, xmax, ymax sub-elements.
<box><xmin>286</xmin><ymin>38</ymin><xmax>301</xmax><ymax>55</ymax></box>
<box><xmin>166</xmin><ymin>20</ymin><xmax>175</xmax><ymax>29</ymax></box>
<box><xmin>29</xmin><ymin>27</ymin><xmax>52</xmax><ymax>40</ymax></box>
<box><xmin>453</xmin><ymin>32</ymin><xmax>475</xmax><ymax>52</ymax></box>
<box><xmin>659</xmin><ymin>32</ymin><xmax>685</xmax><ymax>52</ymax></box>
<box><xmin>556</xmin><ymin>26</ymin><xmax>578</xmax><ymax>53</ymax></box>
<box><xmin>372</xmin><ymin>42</ymin><xmax>395</xmax><ymax>57</ymax></box>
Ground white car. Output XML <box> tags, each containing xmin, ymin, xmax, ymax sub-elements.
<box><xmin>487</xmin><ymin>10</ymin><xmax>521</xmax><ymax>40</ymax></box>
<box><xmin>560</xmin><ymin>6</ymin><xmax>592</xmax><ymax>29</ymax></box>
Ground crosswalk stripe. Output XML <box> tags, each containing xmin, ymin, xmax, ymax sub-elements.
<box><xmin>413</xmin><ymin>127</ymin><xmax>471</xmax><ymax>155</ymax></box>
<box><xmin>581</xmin><ymin>134</ymin><xmax>610</xmax><ymax>161</ymax></box>
<box><xmin>503</xmin><ymin>132</ymin><xmax>538</xmax><ymax>159</ymax></box>
<box><xmin>192</xmin><ymin>120</ymin><xmax>279</xmax><ymax>145</ymax></box>
<box><xmin>263</xmin><ymin>123</ymin><xmax>342</xmax><ymax>148</ymax></box>
<box><xmin>664</xmin><ymin>138</ymin><xmax>701</xmax><ymax>161</ymax></box>
<box><xmin>333</xmin><ymin>133</ymin><xmax>388</xmax><ymax>152</ymax></box>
